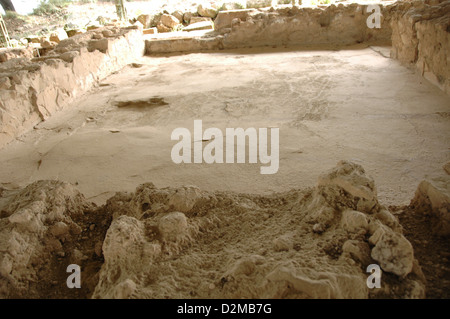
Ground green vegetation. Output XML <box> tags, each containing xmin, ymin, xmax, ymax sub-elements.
<box><xmin>32</xmin><ymin>0</ymin><xmax>71</xmax><ymax>16</ymax></box>
<box><xmin>2</xmin><ymin>10</ymin><xmax>25</xmax><ymax>20</ymax></box>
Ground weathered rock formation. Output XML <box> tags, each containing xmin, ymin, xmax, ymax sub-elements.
<box><xmin>0</xmin><ymin>162</ymin><xmax>427</xmax><ymax>298</ymax></box>
<box><xmin>390</xmin><ymin>0</ymin><xmax>450</xmax><ymax>94</ymax></box>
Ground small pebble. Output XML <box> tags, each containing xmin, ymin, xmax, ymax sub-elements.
<box><xmin>313</xmin><ymin>223</ymin><xmax>325</xmax><ymax>234</ymax></box>
<box><xmin>94</xmin><ymin>242</ymin><xmax>103</xmax><ymax>257</ymax></box>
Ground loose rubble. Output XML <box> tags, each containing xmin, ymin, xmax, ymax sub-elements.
<box><xmin>410</xmin><ymin>176</ymin><xmax>450</xmax><ymax>236</ymax></box>
<box><xmin>0</xmin><ymin>162</ymin><xmax>428</xmax><ymax>298</ymax></box>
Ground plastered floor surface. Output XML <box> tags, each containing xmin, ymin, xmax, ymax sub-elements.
<box><xmin>0</xmin><ymin>45</ymin><xmax>449</xmax><ymax>206</ymax></box>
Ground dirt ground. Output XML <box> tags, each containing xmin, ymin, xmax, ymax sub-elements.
<box><xmin>395</xmin><ymin>205</ymin><xmax>450</xmax><ymax>298</ymax></box>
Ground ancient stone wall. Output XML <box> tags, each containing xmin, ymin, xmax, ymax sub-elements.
<box><xmin>0</xmin><ymin>26</ymin><xmax>144</xmax><ymax>148</ymax></box>
<box><xmin>218</xmin><ymin>4</ymin><xmax>394</xmax><ymax>48</ymax></box>
<box><xmin>390</xmin><ymin>0</ymin><xmax>450</xmax><ymax>94</ymax></box>
<box><xmin>145</xmin><ymin>3</ymin><xmax>394</xmax><ymax>54</ymax></box>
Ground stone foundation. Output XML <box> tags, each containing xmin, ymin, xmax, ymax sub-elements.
<box><xmin>217</xmin><ymin>4</ymin><xmax>393</xmax><ymax>48</ymax></box>
<box><xmin>0</xmin><ymin>26</ymin><xmax>144</xmax><ymax>149</ymax></box>
<box><xmin>145</xmin><ymin>3</ymin><xmax>394</xmax><ymax>54</ymax></box>
<box><xmin>390</xmin><ymin>0</ymin><xmax>450</xmax><ymax>94</ymax></box>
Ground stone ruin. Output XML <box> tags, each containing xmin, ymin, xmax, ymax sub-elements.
<box><xmin>0</xmin><ymin>0</ymin><xmax>449</xmax><ymax>298</ymax></box>
<box><xmin>0</xmin><ymin>161</ymin><xmax>431</xmax><ymax>298</ymax></box>
<box><xmin>0</xmin><ymin>0</ymin><xmax>448</xmax><ymax>149</ymax></box>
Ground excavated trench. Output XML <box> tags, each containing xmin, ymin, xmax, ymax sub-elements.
<box><xmin>0</xmin><ymin>1</ymin><xmax>449</xmax><ymax>299</ymax></box>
